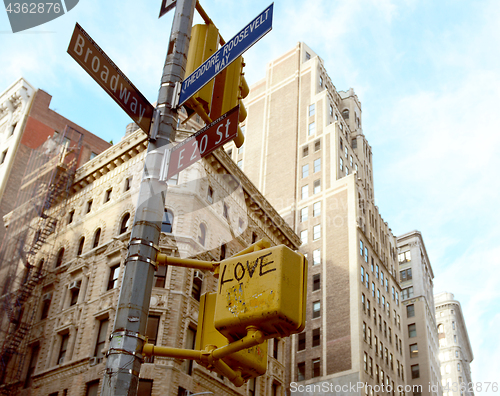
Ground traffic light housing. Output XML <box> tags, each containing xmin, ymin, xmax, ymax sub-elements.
<box><xmin>215</xmin><ymin>245</ymin><xmax>307</xmax><ymax>341</ymax></box>
<box><xmin>184</xmin><ymin>23</ymin><xmax>219</xmax><ymax>117</ymax></box>
<box><xmin>210</xmin><ymin>56</ymin><xmax>248</xmax><ymax>148</ymax></box>
<box><xmin>196</xmin><ymin>292</ymin><xmax>268</xmax><ymax>381</ymax></box>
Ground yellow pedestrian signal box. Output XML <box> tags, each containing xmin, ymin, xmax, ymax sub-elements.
<box><xmin>215</xmin><ymin>245</ymin><xmax>307</xmax><ymax>341</ymax></box>
<box><xmin>196</xmin><ymin>292</ymin><xmax>268</xmax><ymax>380</ymax></box>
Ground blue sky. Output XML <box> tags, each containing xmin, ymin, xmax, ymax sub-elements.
<box><xmin>1</xmin><ymin>0</ymin><xmax>498</xmax><ymax>389</ymax></box>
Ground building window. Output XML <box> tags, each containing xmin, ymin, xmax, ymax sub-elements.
<box><xmin>198</xmin><ymin>224</ymin><xmax>206</xmax><ymax>246</ymax></box>
<box><xmin>167</xmin><ymin>172</ymin><xmax>179</xmax><ymax>186</ymax></box>
<box><xmin>161</xmin><ymin>210</ymin><xmax>174</xmax><ymax>233</ymax></box>
<box><xmin>313</xmin><ymin>201</ymin><xmax>321</xmax><ymax>217</ymax></box>
<box><xmin>312</xmin><ymin>328</ymin><xmax>320</xmax><ymax>347</ymax></box>
<box><xmin>300</xmin><ymin>230</ymin><xmax>308</xmax><ymax>244</ymax></box>
<box><xmin>124</xmin><ymin>177</ymin><xmax>131</xmax><ymax>191</ymax></box>
<box><xmin>138</xmin><ymin>379</ymin><xmax>153</xmax><ymax>396</ymax></box>
<box><xmin>58</xmin><ymin>333</ymin><xmax>69</xmax><ymax>364</ymax></box>
<box><xmin>395</xmin><ymin>291</ymin><xmax>399</xmax><ymax>305</ymax></box>
<box><xmin>313</xmin><ymin>224</ymin><xmax>321</xmax><ymax>240</ymax></box>
<box><xmin>104</xmin><ymin>188</ymin><xmax>112</xmax><ymax>203</ymax></box>
<box><xmin>55</xmin><ymin>247</ymin><xmax>65</xmax><ymax>268</ymax></box>
<box><xmin>0</xmin><ymin>149</ymin><xmax>8</xmax><ymax>164</ymax></box>
<box><xmin>298</xmin><ymin>332</ymin><xmax>306</xmax><ymax>351</ymax></box>
<box><xmin>40</xmin><ymin>292</ymin><xmax>52</xmax><ymax>319</ymax></box>
<box><xmin>339</xmin><ymin>157</ymin><xmax>343</xmax><ymax>170</ymax></box>
<box><xmin>345</xmin><ymin>167</ymin><xmax>349</xmax><ymax>175</ymax></box>
<box><xmin>319</xmin><ymin>76</ymin><xmax>323</xmax><ymax>87</ymax></box>
<box><xmin>94</xmin><ymin>318</ymin><xmax>109</xmax><ymax>363</ymax></box>
<box><xmin>377</xmin><ymin>289</ymin><xmax>380</xmax><ymax>304</ymax></box>
<box><xmin>301</xmin><ymin>185</ymin><xmax>309</xmax><ymax>200</ymax></box>
<box><xmin>120</xmin><ymin>213</ymin><xmax>130</xmax><ymax>234</ymax></box>
<box><xmin>410</xmin><ymin>343</ymin><xmax>418</xmax><ymax>358</ymax></box>
<box><xmin>86</xmin><ymin>199</ymin><xmax>93</xmax><ymax>214</ymax></box>
<box><xmin>312</xmin><ymin>358</ymin><xmax>321</xmax><ymax>377</ymax></box>
<box><xmin>302</xmin><ymin>164</ymin><xmax>309</xmax><ymax>178</ymax></box>
<box><xmin>92</xmin><ymin>228</ymin><xmax>101</xmax><ymax>248</ymax></box>
<box><xmin>297</xmin><ymin>362</ymin><xmax>306</xmax><ymax>381</ymax></box>
<box><xmin>313</xmin><ymin>179</ymin><xmax>321</xmax><ymax>194</ymax></box>
<box><xmin>305</xmin><ymin>52</ymin><xmax>311</xmax><ymax>60</ymax></box>
<box><xmin>313</xmin><ymin>274</ymin><xmax>320</xmax><ymax>291</ymax></box>
<box><xmin>408</xmin><ymin>324</ymin><xmax>417</xmax><ymax>338</ymax></box>
<box><xmin>86</xmin><ymin>380</ymin><xmax>100</xmax><ymax>396</ymax></box>
<box><xmin>329</xmin><ymin>104</ymin><xmax>334</xmax><ymax>117</ymax></box>
<box><xmin>68</xmin><ymin>210</ymin><xmax>74</xmax><ymax>224</ymax></box>
<box><xmin>342</xmin><ymin>109</ymin><xmax>349</xmax><ymax>120</ymax></box>
<box><xmin>457</xmin><ymin>363</ymin><xmax>461</xmax><ymax>372</ymax></box>
<box><xmin>107</xmin><ymin>265</ymin><xmax>120</xmax><ymax>290</ymax></box>
<box><xmin>380</xmin><ymin>271</ymin><xmax>384</xmax><ymax>286</ymax></box>
<box><xmin>371</xmin><ymin>282</ymin><xmax>375</xmax><ymax>296</ymax></box>
<box><xmin>407</xmin><ymin>304</ymin><xmax>415</xmax><ymax>317</ymax></box>
<box><xmin>314</xmin><ymin>158</ymin><xmax>321</xmax><ymax>173</ymax></box>
<box><xmin>308</xmin><ymin>122</ymin><xmax>315</xmax><ymax>136</ymax></box>
<box><xmin>207</xmin><ymin>187</ymin><xmax>214</xmax><ymax>204</ymax></box>
<box><xmin>362</xmin><ymin>294</ymin><xmax>366</xmax><ymax>311</ymax></box>
<box><xmin>154</xmin><ymin>265</ymin><xmax>167</xmax><ymax>288</ymax></box>
<box><xmin>300</xmin><ymin>207</ymin><xmax>308</xmax><ymax>222</ymax></box>
<box><xmin>309</xmin><ymin>104</ymin><xmax>315</xmax><ymax>116</ymax></box>
<box><xmin>361</xmin><ymin>266</ymin><xmax>365</xmax><ymax>283</ymax></box>
<box><xmin>411</xmin><ymin>364</ymin><xmax>420</xmax><ymax>379</ymax></box>
<box><xmin>400</xmin><ymin>268</ymin><xmax>412</xmax><ymax>281</ymax></box>
<box><xmin>191</xmin><ymin>270</ymin><xmax>203</xmax><ymax>301</ymax></box>
<box><xmin>223</xmin><ymin>203</ymin><xmax>229</xmax><ymax>219</ymax></box>
<box><xmin>184</xmin><ymin>326</ymin><xmax>197</xmax><ymax>375</ymax></box>
<box><xmin>315</xmin><ymin>139</ymin><xmax>321</xmax><ymax>151</ymax></box>
<box><xmin>452</xmin><ymin>321</ymin><xmax>456</xmax><ymax>330</ymax></box>
<box><xmin>312</xmin><ymin>301</ymin><xmax>321</xmax><ymax>318</ymax></box>
<box><xmin>24</xmin><ymin>345</ymin><xmax>39</xmax><ymax>388</ymax></box>
<box><xmin>303</xmin><ymin>146</ymin><xmax>309</xmax><ymax>157</ymax></box>
<box><xmin>364</xmin><ymin>247</ymin><xmax>368</xmax><ymax>262</ymax></box>
<box><xmin>69</xmin><ymin>280</ymin><xmax>81</xmax><ymax>306</ymax></box>
<box><xmin>402</xmin><ymin>287</ymin><xmax>414</xmax><ymax>299</ymax></box>
<box><xmin>311</xmin><ymin>249</ymin><xmax>320</xmax><ymax>266</ymax></box>
<box><xmin>144</xmin><ymin>315</ymin><xmax>160</xmax><ymax>363</ymax></box>
<box><xmin>237</xmin><ymin>159</ymin><xmax>243</xmax><ymax>168</ymax></box>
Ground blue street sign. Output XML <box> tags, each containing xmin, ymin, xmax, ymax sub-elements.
<box><xmin>179</xmin><ymin>3</ymin><xmax>273</xmax><ymax>107</ymax></box>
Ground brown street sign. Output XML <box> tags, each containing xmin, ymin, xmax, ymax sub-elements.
<box><xmin>167</xmin><ymin>105</ymin><xmax>239</xmax><ymax>179</ymax></box>
<box><xmin>67</xmin><ymin>23</ymin><xmax>155</xmax><ymax>135</ymax></box>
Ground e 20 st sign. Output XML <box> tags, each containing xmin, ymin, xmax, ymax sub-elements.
<box><xmin>167</xmin><ymin>106</ymin><xmax>239</xmax><ymax>179</ymax></box>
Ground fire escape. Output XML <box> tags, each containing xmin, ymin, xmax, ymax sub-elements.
<box><xmin>0</xmin><ymin>126</ymin><xmax>82</xmax><ymax>395</ymax></box>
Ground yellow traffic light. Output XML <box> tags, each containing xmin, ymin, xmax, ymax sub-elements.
<box><xmin>184</xmin><ymin>23</ymin><xmax>219</xmax><ymax>116</ymax></box>
<box><xmin>215</xmin><ymin>245</ymin><xmax>307</xmax><ymax>341</ymax></box>
<box><xmin>210</xmin><ymin>56</ymin><xmax>248</xmax><ymax>148</ymax></box>
<box><xmin>196</xmin><ymin>292</ymin><xmax>268</xmax><ymax>381</ymax></box>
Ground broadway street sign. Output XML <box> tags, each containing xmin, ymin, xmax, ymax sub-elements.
<box><xmin>178</xmin><ymin>3</ymin><xmax>273</xmax><ymax>107</ymax></box>
<box><xmin>68</xmin><ymin>23</ymin><xmax>155</xmax><ymax>135</ymax></box>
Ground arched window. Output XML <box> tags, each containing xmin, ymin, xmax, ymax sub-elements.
<box><xmin>77</xmin><ymin>237</ymin><xmax>85</xmax><ymax>256</ymax></box>
<box><xmin>161</xmin><ymin>210</ymin><xmax>174</xmax><ymax>233</ymax></box>
<box><xmin>342</xmin><ymin>109</ymin><xmax>349</xmax><ymax>120</ymax></box>
<box><xmin>55</xmin><ymin>248</ymin><xmax>65</xmax><ymax>268</ymax></box>
<box><xmin>93</xmin><ymin>228</ymin><xmax>101</xmax><ymax>248</ymax></box>
<box><xmin>120</xmin><ymin>213</ymin><xmax>130</xmax><ymax>234</ymax></box>
<box><xmin>437</xmin><ymin>324</ymin><xmax>444</xmax><ymax>334</ymax></box>
<box><xmin>198</xmin><ymin>224</ymin><xmax>206</xmax><ymax>246</ymax></box>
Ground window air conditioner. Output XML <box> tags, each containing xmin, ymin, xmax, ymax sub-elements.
<box><xmin>58</xmin><ymin>357</ymin><xmax>65</xmax><ymax>365</ymax></box>
<box><xmin>69</xmin><ymin>280</ymin><xmax>81</xmax><ymax>291</ymax></box>
<box><xmin>42</xmin><ymin>292</ymin><xmax>52</xmax><ymax>301</ymax></box>
<box><xmin>193</xmin><ymin>270</ymin><xmax>204</xmax><ymax>282</ymax></box>
<box><xmin>89</xmin><ymin>357</ymin><xmax>97</xmax><ymax>366</ymax></box>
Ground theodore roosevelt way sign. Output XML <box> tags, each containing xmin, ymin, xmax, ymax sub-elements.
<box><xmin>178</xmin><ymin>3</ymin><xmax>273</xmax><ymax>107</ymax></box>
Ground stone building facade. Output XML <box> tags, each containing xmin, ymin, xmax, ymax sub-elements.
<box><xmin>1</xmin><ymin>106</ymin><xmax>300</xmax><ymax>396</ymax></box>
<box><xmin>227</xmin><ymin>42</ymin><xmax>406</xmax><ymax>395</ymax></box>
<box><xmin>434</xmin><ymin>293</ymin><xmax>474</xmax><ymax>396</ymax></box>
<box><xmin>397</xmin><ymin>231</ymin><xmax>442</xmax><ymax>396</ymax></box>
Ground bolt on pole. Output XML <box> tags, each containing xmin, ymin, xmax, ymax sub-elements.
<box><xmin>100</xmin><ymin>0</ymin><xmax>196</xmax><ymax>395</ymax></box>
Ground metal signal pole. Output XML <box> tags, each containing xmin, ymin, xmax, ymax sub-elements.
<box><xmin>101</xmin><ymin>0</ymin><xmax>195</xmax><ymax>394</ymax></box>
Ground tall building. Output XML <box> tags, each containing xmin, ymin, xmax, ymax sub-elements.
<box><xmin>397</xmin><ymin>231</ymin><xmax>441</xmax><ymax>396</ymax></box>
<box><xmin>434</xmin><ymin>292</ymin><xmax>474</xmax><ymax>396</ymax></box>
<box><xmin>0</xmin><ymin>104</ymin><xmax>300</xmax><ymax>396</ymax></box>
<box><xmin>228</xmin><ymin>42</ymin><xmax>406</xmax><ymax>394</ymax></box>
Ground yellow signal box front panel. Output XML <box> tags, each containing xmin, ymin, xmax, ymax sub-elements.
<box><xmin>196</xmin><ymin>292</ymin><xmax>268</xmax><ymax>380</ymax></box>
<box><xmin>215</xmin><ymin>245</ymin><xmax>307</xmax><ymax>341</ymax></box>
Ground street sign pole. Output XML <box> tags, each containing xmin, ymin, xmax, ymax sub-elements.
<box><xmin>100</xmin><ymin>0</ymin><xmax>196</xmax><ymax>394</ymax></box>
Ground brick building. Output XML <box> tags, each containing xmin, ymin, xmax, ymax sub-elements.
<box><xmin>226</xmin><ymin>42</ymin><xmax>407</xmax><ymax>395</ymax></box>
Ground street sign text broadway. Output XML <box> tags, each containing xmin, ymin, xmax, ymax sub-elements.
<box><xmin>179</xmin><ymin>3</ymin><xmax>273</xmax><ymax>106</ymax></box>
<box><xmin>68</xmin><ymin>23</ymin><xmax>154</xmax><ymax>134</ymax></box>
